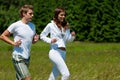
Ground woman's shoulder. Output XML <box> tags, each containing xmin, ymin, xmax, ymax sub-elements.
<box><xmin>46</xmin><ymin>20</ymin><xmax>54</xmax><ymax>27</ymax></box>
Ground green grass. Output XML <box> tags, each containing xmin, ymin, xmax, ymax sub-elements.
<box><xmin>1</xmin><ymin>41</ymin><xmax>120</xmax><ymax>80</ymax></box>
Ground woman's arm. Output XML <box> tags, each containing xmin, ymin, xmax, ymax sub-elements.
<box><xmin>40</xmin><ymin>24</ymin><xmax>52</xmax><ymax>44</ymax></box>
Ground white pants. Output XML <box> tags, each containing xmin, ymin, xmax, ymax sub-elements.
<box><xmin>48</xmin><ymin>49</ymin><xmax>70</xmax><ymax>80</ymax></box>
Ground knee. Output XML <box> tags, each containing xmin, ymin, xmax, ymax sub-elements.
<box><xmin>24</xmin><ymin>76</ymin><xmax>31</xmax><ymax>80</ymax></box>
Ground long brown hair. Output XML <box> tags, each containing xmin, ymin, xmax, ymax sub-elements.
<box><xmin>53</xmin><ymin>7</ymin><xmax>66</xmax><ymax>27</ymax></box>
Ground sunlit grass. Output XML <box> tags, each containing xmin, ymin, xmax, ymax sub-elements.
<box><xmin>1</xmin><ymin>40</ymin><xmax>120</xmax><ymax>80</ymax></box>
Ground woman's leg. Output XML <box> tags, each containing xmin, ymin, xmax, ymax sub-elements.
<box><xmin>48</xmin><ymin>49</ymin><xmax>70</xmax><ymax>80</ymax></box>
<box><xmin>48</xmin><ymin>66</ymin><xmax>60</xmax><ymax>80</ymax></box>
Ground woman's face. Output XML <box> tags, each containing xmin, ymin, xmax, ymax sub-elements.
<box><xmin>58</xmin><ymin>11</ymin><xmax>65</xmax><ymax>22</ymax></box>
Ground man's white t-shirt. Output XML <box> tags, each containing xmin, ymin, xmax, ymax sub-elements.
<box><xmin>7</xmin><ymin>20</ymin><xmax>36</xmax><ymax>59</ymax></box>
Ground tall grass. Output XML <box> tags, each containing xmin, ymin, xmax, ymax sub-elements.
<box><xmin>0</xmin><ymin>41</ymin><xmax>120</xmax><ymax>80</ymax></box>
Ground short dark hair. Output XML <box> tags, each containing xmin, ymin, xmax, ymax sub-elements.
<box><xmin>19</xmin><ymin>4</ymin><xmax>33</xmax><ymax>18</ymax></box>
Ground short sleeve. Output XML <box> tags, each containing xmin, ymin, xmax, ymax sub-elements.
<box><xmin>28</xmin><ymin>22</ymin><xmax>36</xmax><ymax>34</ymax></box>
<box><xmin>7</xmin><ymin>23</ymin><xmax>16</xmax><ymax>34</ymax></box>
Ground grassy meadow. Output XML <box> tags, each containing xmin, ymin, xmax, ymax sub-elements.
<box><xmin>1</xmin><ymin>40</ymin><xmax>120</xmax><ymax>80</ymax></box>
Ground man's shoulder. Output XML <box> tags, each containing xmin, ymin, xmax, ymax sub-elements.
<box><xmin>10</xmin><ymin>20</ymin><xmax>22</xmax><ymax>26</ymax></box>
<box><xmin>28</xmin><ymin>22</ymin><xmax>35</xmax><ymax>27</ymax></box>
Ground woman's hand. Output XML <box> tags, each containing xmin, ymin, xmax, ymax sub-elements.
<box><xmin>51</xmin><ymin>38</ymin><xmax>57</xmax><ymax>43</ymax></box>
<box><xmin>71</xmin><ymin>31</ymin><xmax>75</xmax><ymax>36</ymax></box>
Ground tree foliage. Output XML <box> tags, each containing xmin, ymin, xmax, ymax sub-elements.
<box><xmin>0</xmin><ymin>0</ymin><xmax>120</xmax><ymax>42</ymax></box>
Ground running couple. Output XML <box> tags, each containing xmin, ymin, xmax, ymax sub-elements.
<box><xmin>0</xmin><ymin>4</ymin><xmax>75</xmax><ymax>80</ymax></box>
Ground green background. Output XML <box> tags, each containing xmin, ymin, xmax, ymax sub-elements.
<box><xmin>0</xmin><ymin>0</ymin><xmax>120</xmax><ymax>42</ymax></box>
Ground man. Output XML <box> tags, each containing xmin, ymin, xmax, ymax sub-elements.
<box><xmin>0</xmin><ymin>4</ymin><xmax>39</xmax><ymax>80</ymax></box>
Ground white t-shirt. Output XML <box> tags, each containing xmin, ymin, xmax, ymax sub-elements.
<box><xmin>7</xmin><ymin>20</ymin><xmax>36</xmax><ymax>59</ymax></box>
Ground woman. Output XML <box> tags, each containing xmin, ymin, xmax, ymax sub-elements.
<box><xmin>40</xmin><ymin>7</ymin><xmax>75</xmax><ymax>80</ymax></box>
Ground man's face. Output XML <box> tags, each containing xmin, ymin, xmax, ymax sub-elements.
<box><xmin>24</xmin><ymin>9</ymin><xmax>33</xmax><ymax>22</ymax></box>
